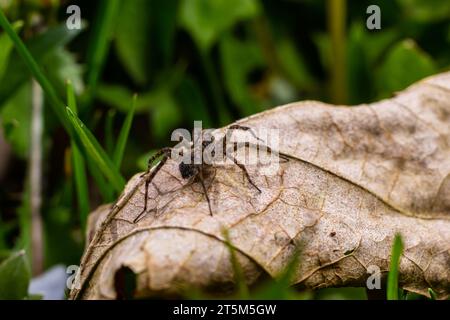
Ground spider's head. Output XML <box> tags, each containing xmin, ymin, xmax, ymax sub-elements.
<box><xmin>179</xmin><ymin>161</ymin><xmax>197</xmax><ymax>179</ymax></box>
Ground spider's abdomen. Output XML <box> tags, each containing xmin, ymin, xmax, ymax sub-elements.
<box><xmin>179</xmin><ymin>162</ymin><xmax>196</xmax><ymax>179</ymax></box>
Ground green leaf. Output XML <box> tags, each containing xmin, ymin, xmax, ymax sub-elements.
<box><xmin>313</xmin><ymin>33</ymin><xmax>331</xmax><ymax>72</ymax></box>
<box><xmin>97</xmin><ymin>82</ymin><xmax>178</xmax><ymax>114</ymax></box>
<box><xmin>0</xmin><ymin>20</ymin><xmax>22</xmax><ymax>80</ymax></box>
<box><xmin>45</xmin><ymin>48</ymin><xmax>85</xmax><ymax>96</ymax></box>
<box><xmin>220</xmin><ymin>34</ymin><xmax>265</xmax><ymax>116</ymax></box>
<box><xmin>346</xmin><ymin>23</ymin><xmax>399</xmax><ymax>104</ymax></box>
<box><xmin>66</xmin><ymin>107</ymin><xmax>125</xmax><ymax>193</ymax></box>
<box><xmin>175</xmin><ymin>76</ymin><xmax>213</xmax><ymax>127</ymax></box>
<box><xmin>277</xmin><ymin>37</ymin><xmax>315</xmax><ymax>91</ymax></box>
<box><xmin>67</xmin><ymin>81</ymin><xmax>90</xmax><ymax>233</ymax></box>
<box><xmin>114</xmin><ymin>0</ymin><xmax>151</xmax><ymax>85</ymax></box>
<box><xmin>151</xmin><ymin>91</ymin><xmax>182</xmax><ymax>140</ymax></box>
<box><xmin>149</xmin><ymin>0</ymin><xmax>179</xmax><ymax>67</ymax></box>
<box><xmin>113</xmin><ymin>95</ymin><xmax>136</xmax><ymax>169</ymax></box>
<box><xmin>0</xmin><ymin>21</ymin><xmax>81</xmax><ymax>107</ymax></box>
<box><xmin>387</xmin><ymin>233</ymin><xmax>404</xmax><ymax>300</ymax></box>
<box><xmin>376</xmin><ymin>39</ymin><xmax>436</xmax><ymax>98</ymax></box>
<box><xmin>397</xmin><ymin>0</ymin><xmax>450</xmax><ymax>22</ymax></box>
<box><xmin>179</xmin><ymin>0</ymin><xmax>260</xmax><ymax>52</ymax></box>
<box><xmin>0</xmin><ymin>82</ymin><xmax>31</xmax><ymax>158</ymax></box>
<box><xmin>0</xmin><ymin>250</ymin><xmax>31</xmax><ymax>299</ymax></box>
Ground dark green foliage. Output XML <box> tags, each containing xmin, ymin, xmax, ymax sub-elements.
<box><xmin>0</xmin><ymin>251</ymin><xmax>31</xmax><ymax>299</ymax></box>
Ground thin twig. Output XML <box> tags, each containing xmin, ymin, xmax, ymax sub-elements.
<box><xmin>30</xmin><ymin>79</ymin><xmax>44</xmax><ymax>275</ymax></box>
<box><xmin>327</xmin><ymin>0</ymin><xmax>347</xmax><ymax>104</ymax></box>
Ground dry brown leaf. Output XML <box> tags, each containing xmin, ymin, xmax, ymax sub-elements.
<box><xmin>70</xmin><ymin>72</ymin><xmax>450</xmax><ymax>300</ymax></box>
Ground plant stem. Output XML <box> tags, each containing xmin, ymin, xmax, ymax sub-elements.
<box><xmin>84</xmin><ymin>0</ymin><xmax>121</xmax><ymax>112</ymax></box>
<box><xmin>30</xmin><ymin>80</ymin><xmax>43</xmax><ymax>275</ymax></box>
<box><xmin>327</xmin><ymin>0</ymin><xmax>347</xmax><ymax>104</ymax></box>
<box><xmin>387</xmin><ymin>234</ymin><xmax>403</xmax><ymax>300</ymax></box>
<box><xmin>67</xmin><ymin>81</ymin><xmax>90</xmax><ymax>234</ymax></box>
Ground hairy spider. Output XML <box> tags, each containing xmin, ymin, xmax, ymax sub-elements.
<box><xmin>133</xmin><ymin>125</ymin><xmax>286</xmax><ymax>223</ymax></box>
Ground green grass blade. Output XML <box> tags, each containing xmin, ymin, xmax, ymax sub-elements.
<box><xmin>0</xmin><ymin>9</ymin><xmax>72</xmax><ymax>134</ymax></box>
<box><xmin>85</xmin><ymin>0</ymin><xmax>121</xmax><ymax>109</ymax></box>
<box><xmin>387</xmin><ymin>233</ymin><xmax>403</xmax><ymax>300</ymax></box>
<box><xmin>67</xmin><ymin>80</ymin><xmax>78</xmax><ymax>113</ymax></box>
<box><xmin>251</xmin><ymin>248</ymin><xmax>302</xmax><ymax>300</ymax></box>
<box><xmin>72</xmin><ymin>146</ymin><xmax>89</xmax><ymax>232</ymax></box>
<box><xmin>113</xmin><ymin>94</ymin><xmax>136</xmax><ymax>169</ymax></box>
<box><xmin>66</xmin><ymin>107</ymin><xmax>125</xmax><ymax>193</ymax></box>
<box><xmin>67</xmin><ymin>81</ymin><xmax>90</xmax><ymax>233</ymax></box>
<box><xmin>327</xmin><ymin>0</ymin><xmax>347</xmax><ymax>104</ymax></box>
<box><xmin>222</xmin><ymin>229</ymin><xmax>249</xmax><ymax>299</ymax></box>
<box><xmin>105</xmin><ymin>109</ymin><xmax>116</xmax><ymax>157</ymax></box>
<box><xmin>428</xmin><ymin>288</ymin><xmax>437</xmax><ymax>300</ymax></box>
<box><xmin>276</xmin><ymin>249</ymin><xmax>300</xmax><ymax>288</ymax></box>
<box><xmin>86</xmin><ymin>156</ymin><xmax>114</xmax><ymax>202</ymax></box>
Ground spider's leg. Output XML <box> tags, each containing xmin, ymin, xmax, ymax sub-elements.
<box><xmin>237</xmin><ymin>141</ymin><xmax>290</xmax><ymax>163</ymax></box>
<box><xmin>198</xmin><ymin>168</ymin><xmax>213</xmax><ymax>216</ymax></box>
<box><xmin>134</xmin><ymin>147</ymin><xmax>171</xmax><ymax>223</ymax></box>
<box><xmin>226</xmin><ymin>153</ymin><xmax>261</xmax><ymax>193</ymax></box>
<box><xmin>139</xmin><ymin>147</ymin><xmax>171</xmax><ymax>177</ymax></box>
<box><xmin>228</xmin><ymin>124</ymin><xmax>264</xmax><ymax>142</ymax></box>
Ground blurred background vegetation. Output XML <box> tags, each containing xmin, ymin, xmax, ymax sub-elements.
<box><xmin>0</xmin><ymin>0</ymin><xmax>449</xmax><ymax>299</ymax></box>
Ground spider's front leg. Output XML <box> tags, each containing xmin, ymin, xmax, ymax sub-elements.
<box><xmin>134</xmin><ymin>147</ymin><xmax>172</xmax><ymax>223</ymax></box>
<box><xmin>226</xmin><ymin>153</ymin><xmax>261</xmax><ymax>193</ymax></box>
<box><xmin>227</xmin><ymin>125</ymin><xmax>289</xmax><ymax>162</ymax></box>
<box><xmin>227</xmin><ymin>124</ymin><xmax>264</xmax><ymax>143</ymax></box>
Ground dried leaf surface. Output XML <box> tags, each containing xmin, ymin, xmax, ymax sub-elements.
<box><xmin>71</xmin><ymin>72</ymin><xmax>450</xmax><ymax>299</ymax></box>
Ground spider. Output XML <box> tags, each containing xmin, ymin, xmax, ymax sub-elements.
<box><xmin>133</xmin><ymin>125</ymin><xmax>286</xmax><ymax>223</ymax></box>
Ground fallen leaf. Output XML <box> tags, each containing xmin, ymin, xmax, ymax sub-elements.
<box><xmin>71</xmin><ymin>72</ymin><xmax>450</xmax><ymax>299</ymax></box>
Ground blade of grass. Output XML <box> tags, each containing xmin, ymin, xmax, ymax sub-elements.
<box><xmin>222</xmin><ymin>228</ymin><xmax>249</xmax><ymax>299</ymax></box>
<box><xmin>275</xmin><ymin>249</ymin><xmax>300</xmax><ymax>288</ymax></box>
<box><xmin>428</xmin><ymin>288</ymin><xmax>437</xmax><ymax>300</ymax></box>
<box><xmin>0</xmin><ymin>9</ymin><xmax>72</xmax><ymax>134</ymax></box>
<box><xmin>67</xmin><ymin>81</ymin><xmax>90</xmax><ymax>233</ymax></box>
<box><xmin>66</xmin><ymin>107</ymin><xmax>125</xmax><ymax>193</ymax></box>
<box><xmin>327</xmin><ymin>0</ymin><xmax>347</xmax><ymax>104</ymax></box>
<box><xmin>252</xmin><ymin>248</ymin><xmax>303</xmax><ymax>300</ymax></box>
<box><xmin>113</xmin><ymin>94</ymin><xmax>137</xmax><ymax>169</ymax></box>
<box><xmin>86</xmin><ymin>156</ymin><xmax>114</xmax><ymax>202</ymax></box>
<box><xmin>84</xmin><ymin>0</ymin><xmax>121</xmax><ymax>110</ymax></box>
<box><xmin>72</xmin><ymin>148</ymin><xmax>89</xmax><ymax>232</ymax></box>
<box><xmin>387</xmin><ymin>233</ymin><xmax>403</xmax><ymax>300</ymax></box>
<box><xmin>105</xmin><ymin>109</ymin><xmax>116</xmax><ymax>157</ymax></box>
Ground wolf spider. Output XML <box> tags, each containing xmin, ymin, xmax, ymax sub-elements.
<box><xmin>133</xmin><ymin>125</ymin><xmax>286</xmax><ymax>223</ymax></box>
